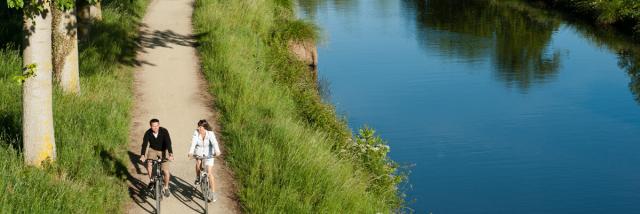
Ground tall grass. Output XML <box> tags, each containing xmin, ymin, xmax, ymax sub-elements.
<box><xmin>0</xmin><ymin>0</ymin><xmax>146</xmax><ymax>212</ymax></box>
<box><xmin>193</xmin><ymin>0</ymin><xmax>403</xmax><ymax>212</ymax></box>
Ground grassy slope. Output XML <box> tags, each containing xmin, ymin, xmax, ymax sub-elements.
<box><xmin>0</xmin><ymin>0</ymin><xmax>146</xmax><ymax>212</ymax></box>
<box><xmin>193</xmin><ymin>0</ymin><xmax>401</xmax><ymax>213</ymax></box>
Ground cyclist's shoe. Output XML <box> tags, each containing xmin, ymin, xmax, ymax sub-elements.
<box><xmin>163</xmin><ymin>187</ymin><xmax>171</xmax><ymax>198</ymax></box>
<box><xmin>147</xmin><ymin>180</ymin><xmax>155</xmax><ymax>191</ymax></box>
<box><xmin>194</xmin><ymin>177</ymin><xmax>200</xmax><ymax>185</ymax></box>
<box><xmin>206</xmin><ymin>193</ymin><xmax>212</xmax><ymax>202</ymax></box>
<box><xmin>207</xmin><ymin>192</ymin><xmax>218</xmax><ymax>202</ymax></box>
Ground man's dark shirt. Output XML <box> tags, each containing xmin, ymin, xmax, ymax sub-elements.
<box><xmin>141</xmin><ymin>127</ymin><xmax>173</xmax><ymax>155</ymax></box>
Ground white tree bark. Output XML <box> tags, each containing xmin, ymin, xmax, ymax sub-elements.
<box><xmin>89</xmin><ymin>1</ymin><xmax>102</xmax><ymax>21</ymax></box>
<box><xmin>22</xmin><ymin>1</ymin><xmax>57</xmax><ymax>166</ymax></box>
<box><xmin>53</xmin><ymin>6</ymin><xmax>81</xmax><ymax>94</ymax></box>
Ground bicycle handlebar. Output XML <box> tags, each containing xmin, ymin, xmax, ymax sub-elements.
<box><xmin>192</xmin><ymin>155</ymin><xmax>214</xmax><ymax>160</ymax></box>
<box><xmin>143</xmin><ymin>158</ymin><xmax>168</xmax><ymax>164</ymax></box>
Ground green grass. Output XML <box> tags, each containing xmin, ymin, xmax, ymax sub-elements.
<box><xmin>193</xmin><ymin>0</ymin><xmax>403</xmax><ymax>213</ymax></box>
<box><xmin>0</xmin><ymin>0</ymin><xmax>146</xmax><ymax>212</ymax></box>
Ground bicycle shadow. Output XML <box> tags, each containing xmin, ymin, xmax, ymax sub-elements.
<box><xmin>125</xmin><ymin>151</ymin><xmax>157</xmax><ymax>214</ymax></box>
<box><xmin>169</xmin><ymin>175</ymin><xmax>206</xmax><ymax>213</ymax></box>
<box><xmin>126</xmin><ymin>150</ymin><xmax>207</xmax><ymax>213</ymax></box>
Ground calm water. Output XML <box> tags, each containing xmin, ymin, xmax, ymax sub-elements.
<box><xmin>297</xmin><ymin>0</ymin><xmax>640</xmax><ymax>213</ymax></box>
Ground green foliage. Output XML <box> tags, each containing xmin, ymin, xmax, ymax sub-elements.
<box><xmin>6</xmin><ymin>0</ymin><xmax>47</xmax><ymax>18</ymax></box>
<box><xmin>572</xmin><ymin>0</ymin><xmax>640</xmax><ymax>24</ymax></box>
<box><xmin>352</xmin><ymin>127</ymin><xmax>403</xmax><ymax>201</ymax></box>
<box><xmin>6</xmin><ymin>0</ymin><xmax>25</xmax><ymax>9</ymax></box>
<box><xmin>535</xmin><ymin>0</ymin><xmax>640</xmax><ymax>36</ymax></box>
<box><xmin>53</xmin><ymin>0</ymin><xmax>74</xmax><ymax>11</ymax></box>
<box><xmin>11</xmin><ymin>63</ymin><xmax>36</xmax><ymax>85</ymax></box>
<box><xmin>6</xmin><ymin>0</ymin><xmax>91</xmax><ymax>12</ymax></box>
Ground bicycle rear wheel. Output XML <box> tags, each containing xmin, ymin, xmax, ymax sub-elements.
<box><xmin>202</xmin><ymin>175</ymin><xmax>209</xmax><ymax>214</ymax></box>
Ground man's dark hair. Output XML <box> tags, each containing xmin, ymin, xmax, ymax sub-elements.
<box><xmin>150</xmin><ymin>118</ymin><xmax>160</xmax><ymax>125</ymax></box>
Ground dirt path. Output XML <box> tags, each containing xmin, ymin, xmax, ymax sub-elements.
<box><xmin>125</xmin><ymin>0</ymin><xmax>239</xmax><ymax>213</ymax></box>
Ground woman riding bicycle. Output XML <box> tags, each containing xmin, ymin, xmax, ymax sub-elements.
<box><xmin>187</xmin><ymin>119</ymin><xmax>221</xmax><ymax>202</ymax></box>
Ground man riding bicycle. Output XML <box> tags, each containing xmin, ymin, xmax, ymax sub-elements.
<box><xmin>139</xmin><ymin>118</ymin><xmax>174</xmax><ymax>198</ymax></box>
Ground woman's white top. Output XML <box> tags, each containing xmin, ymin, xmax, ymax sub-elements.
<box><xmin>189</xmin><ymin>130</ymin><xmax>221</xmax><ymax>158</ymax></box>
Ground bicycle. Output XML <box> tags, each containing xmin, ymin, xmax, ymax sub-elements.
<box><xmin>193</xmin><ymin>155</ymin><xmax>215</xmax><ymax>214</ymax></box>
<box><xmin>147</xmin><ymin>159</ymin><xmax>166</xmax><ymax>214</ymax></box>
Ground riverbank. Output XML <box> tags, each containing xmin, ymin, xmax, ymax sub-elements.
<box><xmin>193</xmin><ymin>0</ymin><xmax>403</xmax><ymax>212</ymax></box>
<box><xmin>527</xmin><ymin>0</ymin><xmax>640</xmax><ymax>38</ymax></box>
<box><xmin>296</xmin><ymin>0</ymin><xmax>640</xmax><ymax>213</ymax></box>
<box><xmin>0</xmin><ymin>0</ymin><xmax>146</xmax><ymax>212</ymax></box>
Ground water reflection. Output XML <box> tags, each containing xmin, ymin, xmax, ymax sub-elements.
<box><xmin>404</xmin><ymin>0</ymin><xmax>562</xmax><ymax>90</ymax></box>
<box><xmin>569</xmin><ymin>22</ymin><xmax>640</xmax><ymax>103</ymax></box>
<box><xmin>297</xmin><ymin>0</ymin><xmax>640</xmax><ymax>100</ymax></box>
<box><xmin>620</xmin><ymin>50</ymin><xmax>640</xmax><ymax>102</ymax></box>
<box><xmin>297</xmin><ymin>0</ymin><xmax>359</xmax><ymax>19</ymax></box>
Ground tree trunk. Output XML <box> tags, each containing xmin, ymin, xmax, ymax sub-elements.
<box><xmin>77</xmin><ymin>0</ymin><xmax>91</xmax><ymax>41</ymax></box>
<box><xmin>22</xmin><ymin>0</ymin><xmax>57</xmax><ymax>166</ymax></box>
<box><xmin>77</xmin><ymin>0</ymin><xmax>101</xmax><ymax>41</ymax></box>
<box><xmin>90</xmin><ymin>1</ymin><xmax>102</xmax><ymax>21</ymax></box>
<box><xmin>52</xmin><ymin>5</ymin><xmax>81</xmax><ymax>94</ymax></box>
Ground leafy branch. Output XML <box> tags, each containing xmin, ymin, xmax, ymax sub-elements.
<box><xmin>13</xmin><ymin>63</ymin><xmax>37</xmax><ymax>84</ymax></box>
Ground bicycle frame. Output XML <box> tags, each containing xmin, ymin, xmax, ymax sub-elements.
<box><xmin>150</xmin><ymin>159</ymin><xmax>164</xmax><ymax>214</ymax></box>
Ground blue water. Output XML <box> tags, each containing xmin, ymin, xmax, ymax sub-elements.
<box><xmin>297</xmin><ymin>0</ymin><xmax>640</xmax><ymax>213</ymax></box>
